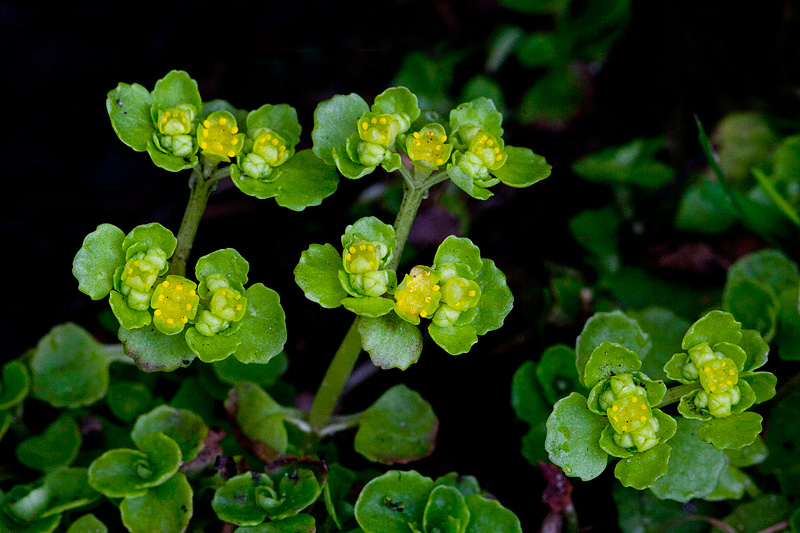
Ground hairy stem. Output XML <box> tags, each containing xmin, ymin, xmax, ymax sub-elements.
<box><xmin>657</xmin><ymin>382</ymin><xmax>701</xmax><ymax>409</ymax></box>
<box><xmin>169</xmin><ymin>163</ymin><xmax>218</xmax><ymax>276</ymax></box>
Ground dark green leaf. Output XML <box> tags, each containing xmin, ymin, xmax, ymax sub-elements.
<box><xmin>212</xmin><ymin>472</ymin><xmax>273</xmax><ymax>526</ymax></box>
<box><xmin>359</xmin><ymin>314</ymin><xmax>423</xmax><ymax>370</ymax></box>
<box><xmin>511</xmin><ymin>361</ymin><xmax>550</xmax><ymax>423</ymax></box>
<box><xmin>226</xmin><ymin>382</ymin><xmax>287</xmax><ymax>460</ymax></box>
<box><xmin>535</xmin><ymin>344</ymin><xmax>584</xmax><ymax>405</ymax></box>
<box><xmin>722</xmin><ymin>279</ymin><xmax>779</xmax><ymax>341</ymax></box>
<box><xmin>575</xmin><ymin>311</ymin><xmax>651</xmax><ymax>386</ymax></box>
<box><xmin>106</xmin><ymin>381</ymin><xmax>153</xmax><ymax>423</ymax></box>
<box><xmin>697</xmin><ymin>412</ymin><xmax>762</xmax><ymax>451</ymax></box>
<box><xmin>674</xmin><ymin>178</ymin><xmax>737</xmax><ymax>234</ymax></box>
<box><xmin>583</xmin><ymin>342</ymin><xmax>642</xmax><ymax>388</ymax></box>
<box><xmin>235</xmin><ymin>515</ymin><xmax>317</xmax><ymax>532</ymax></box>
<box><xmin>118</xmin><ymin>324</ymin><xmax>195</xmax><ymax>372</ymax></box>
<box><xmin>354</xmin><ymin>470</ymin><xmax>434</xmax><ymax>533</ymax></box>
<box><xmin>776</xmin><ymin>286</ymin><xmax>800</xmax><ymax>361</ymax></box>
<box><xmin>545</xmin><ymin>392</ymin><xmax>608</xmax><ymax>480</ymax></box>
<box><xmin>294</xmin><ymin>243</ymin><xmax>348</xmax><ymax>308</ymax></box>
<box><xmin>422</xmin><ymin>485</ymin><xmax>469</xmax><ymax>533</ymax></box>
<box><xmin>119</xmin><ymin>472</ymin><xmax>193</xmax><ymax>533</ymax></box>
<box><xmin>572</xmin><ymin>138</ymin><xmax>675</xmax><ymax>188</ymax></box>
<box><xmin>131</xmin><ymin>405</ymin><xmax>208</xmax><ymax>463</ymax></box>
<box><xmin>0</xmin><ymin>359</ymin><xmax>30</xmax><ymax>410</ymax></box>
<box><xmin>630</xmin><ymin>307</ymin><xmax>690</xmax><ymax>382</ymax></box>
<box><xmin>16</xmin><ymin>414</ymin><xmax>81</xmax><ymax>471</ymax></box>
<box><xmin>715</xmin><ymin>494</ymin><xmax>793</xmax><ymax>533</ymax></box>
<box><xmin>463</xmin><ymin>493</ymin><xmax>522</xmax><ymax>533</ymax></box>
<box><xmin>212</xmin><ymin>352</ymin><xmax>288</xmax><ymax>387</ymax></box>
<box><xmin>681</xmin><ymin>310</ymin><xmax>742</xmax><ymax>350</ymax></box>
<box><xmin>66</xmin><ymin>514</ymin><xmax>108</xmax><ymax>533</ymax></box>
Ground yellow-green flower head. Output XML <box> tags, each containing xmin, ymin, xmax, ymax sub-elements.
<box><xmin>156</xmin><ymin>104</ymin><xmax>196</xmax><ymax>136</ymax></box>
<box><xmin>240</xmin><ymin>127</ymin><xmax>293</xmax><ymax>181</ymax></box>
<box><xmin>197</xmin><ymin>111</ymin><xmax>246</xmax><ymax>161</ymax></box>
<box><xmin>407</xmin><ymin>124</ymin><xmax>453</xmax><ymax>168</ymax></box>
<box><xmin>394</xmin><ymin>266</ymin><xmax>442</xmax><ymax>324</ymax></box>
<box><xmin>693</xmin><ymin>386</ymin><xmax>742</xmax><ymax>419</ymax></box>
<box><xmin>457</xmin><ymin>128</ymin><xmax>507</xmax><ymax>179</ymax></box>
<box><xmin>150</xmin><ymin>275</ymin><xmax>199</xmax><ymax>335</ymax></box>
<box><xmin>440</xmin><ymin>277</ymin><xmax>481</xmax><ymax>310</ymax></box>
<box><xmin>343</xmin><ymin>241</ymin><xmax>387</xmax><ymax>275</ymax></box>
<box><xmin>358</xmin><ymin>112</ymin><xmax>406</xmax><ymax>148</ymax></box>
<box><xmin>119</xmin><ymin>248</ymin><xmax>168</xmax><ymax>311</ymax></box>
<box><xmin>598</xmin><ymin>374</ymin><xmax>661</xmax><ymax>452</ymax></box>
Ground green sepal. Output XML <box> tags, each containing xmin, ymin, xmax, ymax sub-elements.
<box><xmin>226</xmin><ymin>382</ymin><xmax>288</xmax><ymax>460</ymax></box>
<box><xmin>66</xmin><ymin>514</ymin><xmax>108</xmax><ymax>533</ymax></box>
<box><xmin>231</xmin><ymin>283</ymin><xmax>287</xmax><ymax>365</ymax></box>
<box><xmin>312</xmin><ymin>93</ymin><xmax>369</xmax><ymax>165</ymax></box>
<box><xmin>650</xmin><ymin>418</ymin><xmax>726</xmax><ymax>502</ymax></box>
<box><xmin>697</xmin><ymin>412</ymin><xmax>763</xmax><ymax>450</ymax></box>
<box><xmin>342</xmin><ymin>297</ymin><xmax>395</xmax><ymax>318</ymax></box>
<box><xmin>354</xmin><ymin>384</ymin><xmax>438</xmax><ymax>464</ymax></box>
<box><xmin>108</xmin><ymin>291</ymin><xmax>152</xmax><ymax>329</ymax></box>
<box><xmin>0</xmin><ymin>359</ymin><xmax>30</xmax><ymax>410</ymax></box>
<box><xmin>16</xmin><ymin>414</ymin><xmax>81</xmax><ymax>472</ymax></box>
<box><xmin>123</xmin><ymin>223</ymin><xmax>177</xmax><ymax>259</ymax></box>
<box><xmin>740</xmin><ymin>371</ymin><xmax>777</xmax><ymax>403</ymax></box>
<box><xmin>195</xmin><ymin>248</ymin><xmax>249</xmax><ymax>287</ymax></box>
<box><xmin>599</xmin><ymin>425</ymin><xmax>634</xmax><ymax>459</ymax></box>
<box><xmin>130</xmin><ymin>405</ymin><xmax>208</xmax><ymax>463</ymax></box>
<box><xmin>106</xmin><ymin>381</ymin><xmax>153</xmax><ymax>423</ymax></box>
<box><xmin>677</xmin><ymin>390</ymin><xmax>712</xmax><ymax>421</ymax></box>
<box><xmin>433</xmin><ymin>236</ymin><xmax>483</xmax><ymax>278</ymax></box>
<box><xmin>722</xmin><ymin>279</ymin><xmax>779</xmax><ymax>341</ymax></box>
<box><xmin>342</xmin><ymin>216</ymin><xmax>398</xmax><ymax>252</ymax></box>
<box><xmin>614</xmin><ymin>443</ymin><xmax>672</xmax><ymax>490</ymax></box>
<box><xmin>118</xmin><ymin>324</ymin><xmax>195</xmax><ymax>372</ymax></box>
<box><xmin>359</xmin><ymin>314</ymin><xmax>423</xmax><ymax>370</ymax></box>
<box><xmin>247</xmin><ymin>103</ymin><xmax>302</xmax><ymax>147</ymax></box>
<box><xmin>107</xmin><ymin>82</ymin><xmax>154</xmax><ymax>152</ymax></box>
<box><xmin>740</xmin><ymin>329</ymin><xmax>770</xmax><ymax>371</ymax></box>
<box><xmin>185</xmin><ymin>326</ymin><xmax>241</xmax><ymax>363</ymax></box>
<box><xmin>681</xmin><ymin>310</ymin><xmax>742</xmax><ymax>350</ymax></box>
<box><xmin>463</xmin><ymin>493</ymin><xmax>523</xmax><ymax>532</ymax></box>
<box><xmin>73</xmin><ymin>223</ymin><xmax>126</xmax><ymax>300</ymax></box>
<box><xmin>583</xmin><ymin>342</ymin><xmax>642</xmax><ymax>388</ymax></box>
<box><xmin>545</xmin><ymin>392</ymin><xmax>608</xmax><ymax>480</ymax></box>
<box><xmin>449</xmin><ymin>97</ymin><xmax>504</xmax><ymax>141</ymax></box>
<box><xmin>119</xmin><ymin>472</ymin><xmax>193</xmax><ymax>533</ymax></box>
<box><xmin>490</xmin><ymin>146</ymin><xmax>551</xmax><ymax>188</ymax></box>
<box><xmin>446</xmin><ymin>160</ymin><xmax>494</xmax><ymax>200</ymax></box>
<box><xmin>212</xmin><ymin>472</ymin><xmax>274</xmax><ymax>526</ymax></box>
<box><xmin>354</xmin><ymin>470</ymin><xmax>434</xmax><ymax>533</ymax></box>
<box><xmin>381</xmin><ymin>152</ymin><xmax>404</xmax><ymax>173</ymax></box>
<box><xmin>30</xmin><ymin>323</ymin><xmax>109</xmax><ymax>408</ymax></box>
<box><xmin>535</xmin><ymin>344</ymin><xmax>584</xmax><ymax>405</ymax></box>
<box><xmin>575</xmin><ymin>311</ymin><xmax>652</xmax><ymax>386</ymax></box>
<box><xmin>428</xmin><ymin>323</ymin><xmax>478</xmax><ymax>355</ymax></box>
<box><xmin>234</xmin><ymin>515</ymin><xmax>317</xmax><ymax>532</ymax></box>
<box><xmin>295</xmin><ymin>243</ymin><xmax>349</xmax><ymax>308</ymax></box>
<box><xmin>87</xmin><ymin>432</ymin><xmax>181</xmax><ymax>498</ymax></box>
<box><xmin>371</xmin><ymin>87</ymin><xmax>420</xmax><ymax>123</ymax></box>
<box><xmin>232</xmin><ymin>150</ymin><xmax>340</xmax><ymax>210</ymax></box>
<box><xmin>423</xmin><ymin>485</ymin><xmax>469</xmax><ymax>533</ymax></box>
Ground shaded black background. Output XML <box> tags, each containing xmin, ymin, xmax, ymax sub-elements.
<box><xmin>2</xmin><ymin>0</ymin><xmax>799</xmax><ymax>530</ymax></box>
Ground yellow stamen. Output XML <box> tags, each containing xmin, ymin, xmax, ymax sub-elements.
<box><xmin>231</xmin><ymin>138</ymin><xmax>239</xmax><ymax>145</ymax></box>
<box><xmin>441</xmin><ymin>135</ymin><xmax>447</xmax><ymax>142</ymax></box>
<box><xmin>468</xmin><ymin>290</ymin><xmax>476</xmax><ymax>297</ymax></box>
<box><xmin>154</xmin><ymin>309</ymin><xmax>162</xmax><ymax>316</ymax></box>
<box><xmin>231</xmin><ymin>127</ymin><xmax>238</xmax><ymax>134</ymax></box>
<box><xmin>631</xmin><ymin>397</ymin><xmax>638</xmax><ymax>403</ymax></box>
<box><xmin>219</xmin><ymin>117</ymin><xmax>227</xmax><ymax>126</ymax></box>
<box><xmin>420</xmin><ymin>310</ymin><xmax>427</xmax><ymax>318</ymax></box>
<box><xmin>203</xmin><ymin>120</ymin><xmax>211</xmax><ymax>128</ymax></box>
<box><xmin>158</xmin><ymin>294</ymin><xmax>165</xmax><ymax>302</ymax></box>
<box><xmin>227</xmin><ymin>151</ymin><xmax>236</xmax><ymax>157</ymax></box>
<box><xmin>162</xmin><ymin>281</ymin><xmax>170</xmax><ymax>287</ymax></box>
<box><xmin>167</xmin><ymin>318</ymin><xmax>174</xmax><ymax>324</ymax></box>
<box><xmin>433</xmin><ymin>285</ymin><xmax>440</xmax><ymax>291</ymax></box>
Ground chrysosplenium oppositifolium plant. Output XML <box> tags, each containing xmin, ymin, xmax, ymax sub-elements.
<box><xmin>0</xmin><ymin>70</ymin><xmax>553</xmax><ymax>532</ymax></box>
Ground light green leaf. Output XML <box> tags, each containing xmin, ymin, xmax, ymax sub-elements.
<box><xmin>428</xmin><ymin>323</ymin><xmax>478</xmax><ymax>355</ymax></box>
<box><xmin>613</xmin><ymin>443</ymin><xmax>671</xmax><ymax>490</ymax></box>
<box><xmin>491</xmin><ymin>146</ymin><xmax>551</xmax><ymax>188</ymax></box>
<box><xmin>372</xmin><ymin>87</ymin><xmax>420</xmax><ymax>123</ymax></box>
<box><xmin>312</xmin><ymin>93</ymin><xmax>369</xmax><ymax>165</ymax></box>
<box><xmin>131</xmin><ymin>405</ymin><xmax>208</xmax><ymax>463</ymax></box>
<box><xmin>246</xmin><ymin>103</ymin><xmax>302</xmax><ymax>146</ymax></box>
<box><xmin>72</xmin><ymin>223</ymin><xmax>126</xmax><ymax>300</ymax></box>
<box><xmin>120</xmin><ymin>472</ymin><xmax>193</xmax><ymax>533</ymax></box>
<box><xmin>107</xmin><ymin>82</ymin><xmax>154</xmax><ymax>152</ymax></box>
<box><xmin>232</xmin><ymin>283</ymin><xmax>287</xmax><ymax>365</ymax></box>
<box><xmin>212</xmin><ymin>472</ymin><xmax>273</xmax><ymax>526</ymax></box>
<box><xmin>294</xmin><ymin>243</ymin><xmax>348</xmax><ymax>308</ymax></box>
<box><xmin>682</xmin><ymin>310</ymin><xmax>742</xmax><ymax>350</ymax></box>
<box><xmin>575</xmin><ymin>311</ymin><xmax>651</xmax><ymax>386</ymax></box>
<box><xmin>583</xmin><ymin>342</ymin><xmax>642</xmax><ymax>388</ymax></box>
<box><xmin>150</xmin><ymin>70</ymin><xmax>202</xmax><ymax>112</ymax></box>
<box><xmin>118</xmin><ymin>324</ymin><xmax>195</xmax><ymax>372</ymax></box>
<box><xmin>354</xmin><ymin>470</ymin><xmax>434</xmax><ymax>533</ymax></box>
<box><xmin>450</xmin><ymin>98</ymin><xmax>503</xmax><ymax>140</ymax></box>
<box><xmin>423</xmin><ymin>485</ymin><xmax>469</xmax><ymax>533</ymax></box>
<box><xmin>66</xmin><ymin>514</ymin><xmax>108</xmax><ymax>533</ymax></box>
<box><xmin>342</xmin><ymin>297</ymin><xmax>395</xmax><ymax>318</ymax></box>
<box><xmin>359</xmin><ymin>314</ymin><xmax>423</xmax><ymax>370</ymax></box>
<box><xmin>545</xmin><ymin>392</ymin><xmax>608</xmax><ymax>480</ymax></box>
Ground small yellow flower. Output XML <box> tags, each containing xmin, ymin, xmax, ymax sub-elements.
<box><xmin>150</xmin><ymin>275</ymin><xmax>199</xmax><ymax>335</ymax></box>
<box><xmin>394</xmin><ymin>266</ymin><xmax>442</xmax><ymax>324</ymax></box>
<box><xmin>196</xmin><ymin>111</ymin><xmax>245</xmax><ymax>161</ymax></box>
<box><xmin>407</xmin><ymin>124</ymin><xmax>452</xmax><ymax>168</ymax></box>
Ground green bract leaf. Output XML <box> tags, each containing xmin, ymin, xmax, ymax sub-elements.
<box><xmin>722</xmin><ymin>279</ymin><xmax>779</xmax><ymax>341</ymax></box>
<box><xmin>342</xmin><ymin>296</ymin><xmax>395</xmax><ymax>317</ymax></box>
<box><xmin>572</xmin><ymin>138</ymin><xmax>675</xmax><ymax>188</ymax></box>
<box><xmin>118</xmin><ymin>324</ymin><xmax>195</xmax><ymax>372</ymax></box>
<box><xmin>428</xmin><ymin>323</ymin><xmax>479</xmax><ymax>356</ymax></box>
<box><xmin>66</xmin><ymin>514</ymin><xmax>108</xmax><ymax>533</ymax></box>
<box><xmin>422</xmin><ymin>485</ymin><xmax>469</xmax><ymax>533</ymax></box>
<box><xmin>151</xmin><ymin>70</ymin><xmax>201</xmax><ymax>112</ymax></box>
<box><xmin>535</xmin><ymin>344</ymin><xmax>584</xmax><ymax>404</ymax></box>
<box><xmin>195</xmin><ymin>248</ymin><xmax>249</xmax><ymax>287</ymax></box>
<box><xmin>741</xmin><ymin>372</ymin><xmax>776</xmax><ymax>403</ymax></box>
<box><xmin>613</xmin><ymin>443</ymin><xmax>671</xmax><ymax>490</ymax></box>
<box><xmin>450</xmin><ymin>98</ymin><xmax>503</xmax><ymax>140</ymax></box>
<box><xmin>226</xmin><ymin>381</ymin><xmax>287</xmax><ymax>460</ymax></box>
<box><xmin>354</xmin><ymin>470</ymin><xmax>434</xmax><ymax>533</ymax></box>
<box><xmin>471</xmin><ymin>259</ymin><xmax>514</xmax><ymax>337</ymax></box>
<box><xmin>372</xmin><ymin>87</ymin><xmax>420</xmax><ymax>120</ymax></box>
<box><xmin>342</xmin><ymin>216</ymin><xmax>398</xmax><ymax>251</ymax></box>
<box><xmin>119</xmin><ymin>472</ymin><xmax>193</xmax><ymax>533</ymax></box>
<box><xmin>107</xmin><ymin>82</ymin><xmax>154</xmax><ymax>152</ymax></box>
<box><xmin>185</xmin><ymin>327</ymin><xmax>240</xmax><ymax>363</ymax></box>
<box><xmin>31</xmin><ymin>323</ymin><xmax>109</xmax><ymax>408</ymax></box>
<box><xmin>433</xmin><ymin>236</ymin><xmax>483</xmax><ymax>278</ymax></box>
<box><xmin>545</xmin><ymin>392</ymin><xmax>608</xmax><ymax>480</ymax></box>
<box><xmin>212</xmin><ymin>352</ymin><xmax>288</xmax><ymax>387</ymax></box>
<box><xmin>681</xmin><ymin>310</ymin><xmax>742</xmax><ymax>350</ymax></box>
<box><xmin>447</xmin><ymin>162</ymin><xmax>494</xmax><ymax>200</ymax></box>
<box><xmin>697</xmin><ymin>412</ymin><xmax>763</xmax><ymax>451</ymax></box>
<box><xmin>0</xmin><ymin>359</ymin><xmax>30</xmax><ymax>410</ymax></box>
<box><xmin>312</xmin><ymin>93</ymin><xmax>369</xmax><ymax>165</ymax></box>
<box><xmin>463</xmin><ymin>493</ymin><xmax>522</xmax><ymax>533</ymax></box>
<box><xmin>231</xmin><ymin>283</ymin><xmax>287</xmax><ymax>364</ymax></box>
<box><xmin>650</xmin><ymin>418</ymin><xmax>725</xmax><ymax>501</ymax></box>
<box><xmin>491</xmin><ymin>146</ymin><xmax>551</xmax><ymax>188</ymax></box>
<box><xmin>88</xmin><ymin>432</ymin><xmax>182</xmax><ymax>498</ymax></box>
<box><xmin>355</xmin><ymin>385</ymin><xmax>438</xmax><ymax>464</ymax></box>
<box><xmin>131</xmin><ymin>405</ymin><xmax>208</xmax><ymax>462</ymax></box>
<box><xmin>212</xmin><ymin>472</ymin><xmax>274</xmax><ymax>526</ymax></box>
<box><xmin>16</xmin><ymin>414</ymin><xmax>81</xmax><ymax>472</ymax></box>
<box><xmin>106</xmin><ymin>381</ymin><xmax>153</xmax><ymax>423</ymax></box>
<box><xmin>294</xmin><ymin>243</ymin><xmax>348</xmax><ymax>308</ymax></box>
<box><xmin>73</xmin><ymin>223</ymin><xmax>126</xmax><ymax>300</ymax></box>
<box><xmin>359</xmin><ymin>314</ymin><xmax>423</xmax><ymax>370</ymax></box>
<box><xmin>247</xmin><ymin>103</ymin><xmax>302</xmax><ymax>147</ymax></box>
<box><xmin>583</xmin><ymin>342</ymin><xmax>642</xmax><ymax>388</ymax></box>
<box><xmin>575</xmin><ymin>311</ymin><xmax>651</xmax><ymax>386</ymax></box>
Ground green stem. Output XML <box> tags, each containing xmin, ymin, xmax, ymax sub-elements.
<box><xmin>102</xmin><ymin>344</ymin><xmax>134</xmax><ymax>365</ymax></box>
<box><xmin>308</xmin><ymin>318</ymin><xmax>363</xmax><ymax>431</ymax></box>
<box><xmin>657</xmin><ymin>382</ymin><xmax>701</xmax><ymax>409</ymax></box>
<box><xmin>387</xmin><ymin>185</ymin><xmax>426</xmax><ymax>272</ymax></box>
<box><xmin>168</xmin><ymin>163</ymin><xmax>218</xmax><ymax>276</ymax></box>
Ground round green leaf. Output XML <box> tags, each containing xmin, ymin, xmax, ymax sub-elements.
<box><xmin>226</xmin><ymin>381</ymin><xmax>287</xmax><ymax>459</ymax></box>
<box><xmin>261</xmin><ymin>468</ymin><xmax>322</xmax><ymax>521</ymax></box>
<box><xmin>231</xmin><ymin>283</ymin><xmax>287</xmax><ymax>364</ymax></box>
<box><xmin>88</xmin><ymin>433</ymin><xmax>181</xmax><ymax>498</ymax></box>
<box><xmin>212</xmin><ymin>472</ymin><xmax>273</xmax><ymax>526</ymax></box>
<box><xmin>532</xmin><ymin>345</ymin><xmax>582</xmax><ymax>402</ymax></box>
<box><xmin>471</xmin><ymin>259</ymin><xmax>513</xmax><ymax>336</ymax></box>
<box><xmin>697</xmin><ymin>412</ymin><xmax>763</xmax><ymax>451</ymax></box>
<box><xmin>359</xmin><ymin>314</ymin><xmax>423</xmax><ymax>370</ymax></box>
<box><xmin>185</xmin><ymin>326</ymin><xmax>241</xmax><ymax>363</ymax></box>
<box><xmin>371</xmin><ymin>87</ymin><xmax>420</xmax><ymax>123</ymax></box>
<box><xmin>150</xmin><ymin>70</ymin><xmax>202</xmax><ymax>113</ymax></box>
<box><xmin>16</xmin><ymin>414</ymin><xmax>81</xmax><ymax>472</ymax></box>
<box><xmin>447</xmin><ymin>163</ymin><xmax>494</xmax><ymax>200</ymax></box>
<box><xmin>122</xmin><ymin>222</ymin><xmax>177</xmax><ymax>258</ymax></box>
<box><xmin>0</xmin><ymin>359</ymin><xmax>31</xmax><ymax>410</ymax></box>
<box><xmin>106</xmin><ymin>381</ymin><xmax>153</xmax><ymax>423</ymax></box>
<box><xmin>108</xmin><ymin>291</ymin><xmax>152</xmax><ymax>330</ymax></box>
<box><xmin>511</xmin><ymin>361</ymin><xmax>552</xmax><ymax>424</ymax></box>
<box><xmin>247</xmin><ymin>103</ymin><xmax>302</xmax><ymax>146</ymax></box>
<box><xmin>545</xmin><ymin>392</ymin><xmax>608</xmax><ymax>480</ymax></box>
<box><xmin>354</xmin><ymin>470</ymin><xmax>434</xmax><ymax>533</ymax></box>
<box><xmin>741</xmin><ymin>371</ymin><xmax>777</xmax><ymax>404</ymax></box>
<box><xmin>614</xmin><ymin>443</ymin><xmax>671</xmax><ymax>490</ymax></box>
<box><xmin>450</xmin><ymin>98</ymin><xmax>504</xmax><ymax>139</ymax></box>
<box><xmin>491</xmin><ymin>146</ymin><xmax>551</xmax><ymax>188</ymax></box>
<box><xmin>650</xmin><ymin>418</ymin><xmax>726</xmax><ymax>501</ymax></box>
<box><xmin>118</xmin><ymin>324</ymin><xmax>195</xmax><ymax>372</ymax></box>
<box><xmin>727</xmin><ymin>249</ymin><xmax>799</xmax><ymax>295</ymax></box>
<box><xmin>31</xmin><ymin>323</ymin><xmax>109</xmax><ymax>408</ymax></box>
<box><xmin>294</xmin><ymin>243</ymin><xmax>348</xmax><ymax>308</ymax></box>
<box><xmin>195</xmin><ymin>248</ymin><xmax>249</xmax><ymax>286</ymax></box>
<box><xmin>342</xmin><ymin>216</ymin><xmax>397</xmax><ymax>251</ymax></box>
<box><xmin>212</xmin><ymin>352</ymin><xmax>288</xmax><ymax>387</ymax></box>
<box><xmin>583</xmin><ymin>342</ymin><xmax>643</xmax><ymax>388</ymax></box>
<box><xmin>704</xmin><ymin>465</ymin><xmax>749</xmax><ymax>501</ymax></box>
<box><xmin>423</xmin><ymin>485</ymin><xmax>469</xmax><ymax>533</ymax></box>
<box><xmin>463</xmin><ymin>493</ymin><xmax>522</xmax><ymax>533</ymax></box>
<box><xmin>726</xmin><ymin>436</ymin><xmax>768</xmax><ymax>468</ymax></box>
<box><xmin>433</xmin><ymin>236</ymin><xmax>483</xmax><ymax>278</ymax></box>
<box><xmin>428</xmin><ymin>323</ymin><xmax>479</xmax><ymax>356</ymax></box>
<box><xmin>355</xmin><ymin>384</ymin><xmax>438</xmax><ymax>464</ymax></box>
<box><xmin>576</xmin><ymin>311</ymin><xmax>651</xmax><ymax>386</ymax></box>
<box><xmin>674</xmin><ymin>178</ymin><xmax>737</xmax><ymax>234</ymax></box>
<box><xmin>66</xmin><ymin>514</ymin><xmax>108</xmax><ymax>533</ymax></box>
<box><xmin>131</xmin><ymin>405</ymin><xmax>208</xmax><ymax>463</ymax></box>
<box><xmin>342</xmin><ymin>296</ymin><xmax>395</xmax><ymax>317</ymax></box>
<box><xmin>120</xmin><ymin>472</ymin><xmax>193</xmax><ymax>533</ymax></box>
<box><xmin>39</xmin><ymin>467</ymin><xmax>101</xmax><ymax>517</ymax></box>
<box><xmin>681</xmin><ymin>310</ymin><xmax>742</xmax><ymax>350</ymax></box>
<box><xmin>107</xmin><ymin>82</ymin><xmax>154</xmax><ymax>152</ymax></box>
<box><xmin>312</xmin><ymin>93</ymin><xmax>369</xmax><ymax>165</ymax></box>
<box><xmin>722</xmin><ymin>279</ymin><xmax>779</xmax><ymax>341</ymax></box>
<box><xmin>72</xmin><ymin>223</ymin><xmax>126</xmax><ymax>300</ymax></box>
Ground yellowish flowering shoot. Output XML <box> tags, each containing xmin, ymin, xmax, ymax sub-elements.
<box><xmin>598</xmin><ymin>375</ymin><xmax>660</xmax><ymax>453</ymax></box>
<box><xmin>196</xmin><ymin>111</ymin><xmax>246</xmax><ymax>162</ymax></box>
<box><xmin>394</xmin><ymin>266</ymin><xmax>443</xmax><ymax>325</ymax></box>
<box><xmin>118</xmin><ymin>248</ymin><xmax>168</xmax><ymax>311</ymax></box>
<box><xmin>685</xmin><ymin>342</ymin><xmax>742</xmax><ymax>418</ymax></box>
<box><xmin>406</xmin><ymin>124</ymin><xmax>453</xmax><ymax>169</ymax></box>
<box><xmin>431</xmin><ymin>276</ymin><xmax>481</xmax><ymax>328</ymax></box>
<box><xmin>239</xmin><ymin>127</ymin><xmax>292</xmax><ymax>181</ymax></box>
<box><xmin>150</xmin><ymin>276</ymin><xmax>200</xmax><ymax>335</ymax></box>
<box><xmin>194</xmin><ymin>274</ymin><xmax>247</xmax><ymax>336</ymax></box>
<box><xmin>153</xmin><ymin>104</ymin><xmax>197</xmax><ymax>157</ymax></box>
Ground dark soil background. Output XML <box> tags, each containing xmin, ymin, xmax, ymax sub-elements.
<box><xmin>2</xmin><ymin>0</ymin><xmax>799</xmax><ymax>531</ymax></box>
